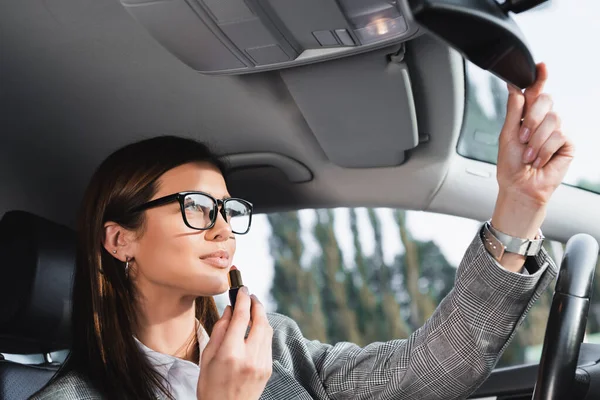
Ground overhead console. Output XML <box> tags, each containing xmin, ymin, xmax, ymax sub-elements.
<box><xmin>119</xmin><ymin>0</ymin><xmax>419</xmax><ymax>74</ymax></box>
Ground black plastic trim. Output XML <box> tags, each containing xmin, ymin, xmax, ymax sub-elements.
<box><xmin>470</xmin><ymin>343</ymin><xmax>600</xmax><ymax>398</ymax></box>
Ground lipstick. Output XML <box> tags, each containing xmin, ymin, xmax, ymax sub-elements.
<box><xmin>228</xmin><ymin>266</ymin><xmax>244</xmax><ymax>310</ymax></box>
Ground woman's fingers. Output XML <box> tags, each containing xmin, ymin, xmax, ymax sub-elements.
<box><xmin>524</xmin><ymin>63</ymin><xmax>549</xmax><ymax>114</ymax></box>
<box><xmin>246</xmin><ymin>294</ymin><xmax>273</xmax><ymax>378</ymax></box>
<box><xmin>222</xmin><ymin>287</ymin><xmax>252</xmax><ymax>347</ymax></box>
<box><xmin>197</xmin><ymin>291</ymin><xmax>272</xmax><ymax>399</ymax></box>
<box><xmin>519</xmin><ymin>93</ymin><xmax>554</xmax><ymax>145</ymax></box>
<box><xmin>203</xmin><ymin>288</ymin><xmax>273</xmax><ymax>364</ymax></box>
<box><xmin>202</xmin><ymin>305</ymin><xmax>232</xmax><ymax>362</ymax></box>
<box><xmin>500</xmin><ymin>84</ymin><xmax>525</xmax><ymax>145</ymax></box>
<box><xmin>198</xmin><ymin>290</ymin><xmax>273</xmax><ymax>400</ymax></box>
<box><xmin>532</xmin><ymin>130</ymin><xmax>568</xmax><ymax>169</ymax></box>
<box><xmin>500</xmin><ymin>63</ymin><xmax>550</xmax><ymax>146</ymax></box>
<box><xmin>522</xmin><ymin>110</ymin><xmax>561</xmax><ymax>164</ymax></box>
<box><xmin>246</xmin><ymin>295</ymin><xmax>272</xmax><ymax>346</ymax></box>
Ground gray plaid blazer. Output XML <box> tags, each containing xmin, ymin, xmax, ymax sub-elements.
<box><xmin>30</xmin><ymin>233</ymin><xmax>557</xmax><ymax>400</ymax></box>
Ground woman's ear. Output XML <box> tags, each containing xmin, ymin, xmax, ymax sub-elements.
<box><xmin>103</xmin><ymin>222</ymin><xmax>137</xmax><ymax>262</ymax></box>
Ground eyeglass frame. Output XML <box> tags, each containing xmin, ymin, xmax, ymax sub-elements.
<box><xmin>129</xmin><ymin>191</ymin><xmax>253</xmax><ymax>234</ymax></box>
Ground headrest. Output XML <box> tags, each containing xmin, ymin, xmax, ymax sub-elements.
<box><xmin>0</xmin><ymin>211</ymin><xmax>75</xmax><ymax>354</ymax></box>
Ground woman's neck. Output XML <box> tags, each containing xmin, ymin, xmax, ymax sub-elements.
<box><xmin>134</xmin><ymin>287</ymin><xmax>200</xmax><ymax>364</ymax></box>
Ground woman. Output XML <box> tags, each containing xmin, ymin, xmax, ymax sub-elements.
<box><xmin>31</xmin><ymin>64</ymin><xmax>573</xmax><ymax>400</ymax></box>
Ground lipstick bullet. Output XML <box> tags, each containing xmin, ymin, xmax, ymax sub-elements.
<box><xmin>228</xmin><ymin>266</ymin><xmax>244</xmax><ymax>310</ymax></box>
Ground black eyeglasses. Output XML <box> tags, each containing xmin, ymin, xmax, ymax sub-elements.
<box><xmin>130</xmin><ymin>191</ymin><xmax>253</xmax><ymax>235</ymax></box>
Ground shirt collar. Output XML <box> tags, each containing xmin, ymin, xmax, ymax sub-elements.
<box><xmin>134</xmin><ymin>319</ymin><xmax>210</xmax><ymax>373</ymax></box>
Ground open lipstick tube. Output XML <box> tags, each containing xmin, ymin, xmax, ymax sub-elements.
<box><xmin>228</xmin><ymin>266</ymin><xmax>244</xmax><ymax>310</ymax></box>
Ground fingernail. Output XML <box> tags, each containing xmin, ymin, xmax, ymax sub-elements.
<box><xmin>523</xmin><ymin>147</ymin><xmax>535</xmax><ymax>163</ymax></box>
<box><xmin>533</xmin><ymin>157</ymin><xmax>541</xmax><ymax>169</ymax></box>
<box><xmin>519</xmin><ymin>127</ymin><xmax>530</xmax><ymax>143</ymax></box>
<box><xmin>242</xmin><ymin>286</ymin><xmax>249</xmax><ymax>295</ymax></box>
<box><xmin>251</xmin><ymin>294</ymin><xmax>262</xmax><ymax>304</ymax></box>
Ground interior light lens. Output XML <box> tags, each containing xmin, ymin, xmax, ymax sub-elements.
<box><xmin>338</xmin><ymin>0</ymin><xmax>408</xmax><ymax>44</ymax></box>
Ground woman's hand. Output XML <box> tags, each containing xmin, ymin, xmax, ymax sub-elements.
<box><xmin>496</xmin><ymin>63</ymin><xmax>575</xmax><ymax>207</ymax></box>
<box><xmin>197</xmin><ymin>287</ymin><xmax>273</xmax><ymax>400</ymax></box>
<box><xmin>492</xmin><ymin>63</ymin><xmax>575</xmax><ymax>271</ymax></box>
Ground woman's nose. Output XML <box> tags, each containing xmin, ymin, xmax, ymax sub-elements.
<box><xmin>205</xmin><ymin>210</ymin><xmax>232</xmax><ymax>241</ymax></box>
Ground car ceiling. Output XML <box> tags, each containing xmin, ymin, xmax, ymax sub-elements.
<box><xmin>1</xmin><ymin>0</ymin><xmax>599</xmax><ymax>246</ymax></box>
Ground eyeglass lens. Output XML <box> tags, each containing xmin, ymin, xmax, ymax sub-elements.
<box><xmin>183</xmin><ymin>193</ymin><xmax>250</xmax><ymax>233</ymax></box>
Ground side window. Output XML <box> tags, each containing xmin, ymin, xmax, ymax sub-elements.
<box><xmin>219</xmin><ymin>208</ymin><xmax>600</xmax><ymax>368</ymax></box>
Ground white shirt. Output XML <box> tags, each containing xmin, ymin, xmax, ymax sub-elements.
<box><xmin>135</xmin><ymin>321</ymin><xmax>209</xmax><ymax>399</ymax></box>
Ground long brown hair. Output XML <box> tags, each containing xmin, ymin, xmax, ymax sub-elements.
<box><xmin>54</xmin><ymin>136</ymin><xmax>227</xmax><ymax>399</ymax></box>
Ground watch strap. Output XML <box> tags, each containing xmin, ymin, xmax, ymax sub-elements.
<box><xmin>482</xmin><ymin>221</ymin><xmax>544</xmax><ymax>261</ymax></box>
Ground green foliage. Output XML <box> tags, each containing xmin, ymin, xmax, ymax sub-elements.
<box><xmin>267</xmin><ymin>212</ymin><xmax>327</xmax><ymax>342</ymax></box>
<box><xmin>267</xmin><ymin>208</ymin><xmax>445</xmax><ymax>346</ymax></box>
<box><xmin>312</xmin><ymin>209</ymin><xmax>361</xmax><ymax>344</ymax></box>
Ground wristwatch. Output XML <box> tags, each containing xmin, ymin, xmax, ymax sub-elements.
<box><xmin>482</xmin><ymin>221</ymin><xmax>544</xmax><ymax>262</ymax></box>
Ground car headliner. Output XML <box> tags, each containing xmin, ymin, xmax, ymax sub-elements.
<box><xmin>0</xmin><ymin>0</ymin><xmax>598</xmax><ymax>246</ymax></box>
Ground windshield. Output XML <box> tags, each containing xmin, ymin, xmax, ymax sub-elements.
<box><xmin>458</xmin><ymin>1</ymin><xmax>600</xmax><ymax>194</ymax></box>
<box><xmin>217</xmin><ymin>209</ymin><xmax>600</xmax><ymax>368</ymax></box>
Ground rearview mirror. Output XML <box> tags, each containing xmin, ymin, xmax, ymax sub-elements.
<box><xmin>408</xmin><ymin>0</ymin><xmax>549</xmax><ymax>88</ymax></box>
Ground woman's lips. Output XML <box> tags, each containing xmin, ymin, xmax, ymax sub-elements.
<box><xmin>200</xmin><ymin>250</ymin><xmax>230</xmax><ymax>269</ymax></box>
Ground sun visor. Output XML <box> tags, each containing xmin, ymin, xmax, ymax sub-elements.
<box><xmin>224</xmin><ymin>152</ymin><xmax>312</xmax><ymax>183</ymax></box>
<box><xmin>119</xmin><ymin>0</ymin><xmax>419</xmax><ymax>74</ymax></box>
<box><xmin>281</xmin><ymin>45</ymin><xmax>418</xmax><ymax>168</ymax></box>
<box><xmin>226</xmin><ymin>167</ymin><xmax>310</xmax><ymax>214</ymax></box>
<box><xmin>223</xmin><ymin>152</ymin><xmax>313</xmax><ymax>213</ymax></box>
